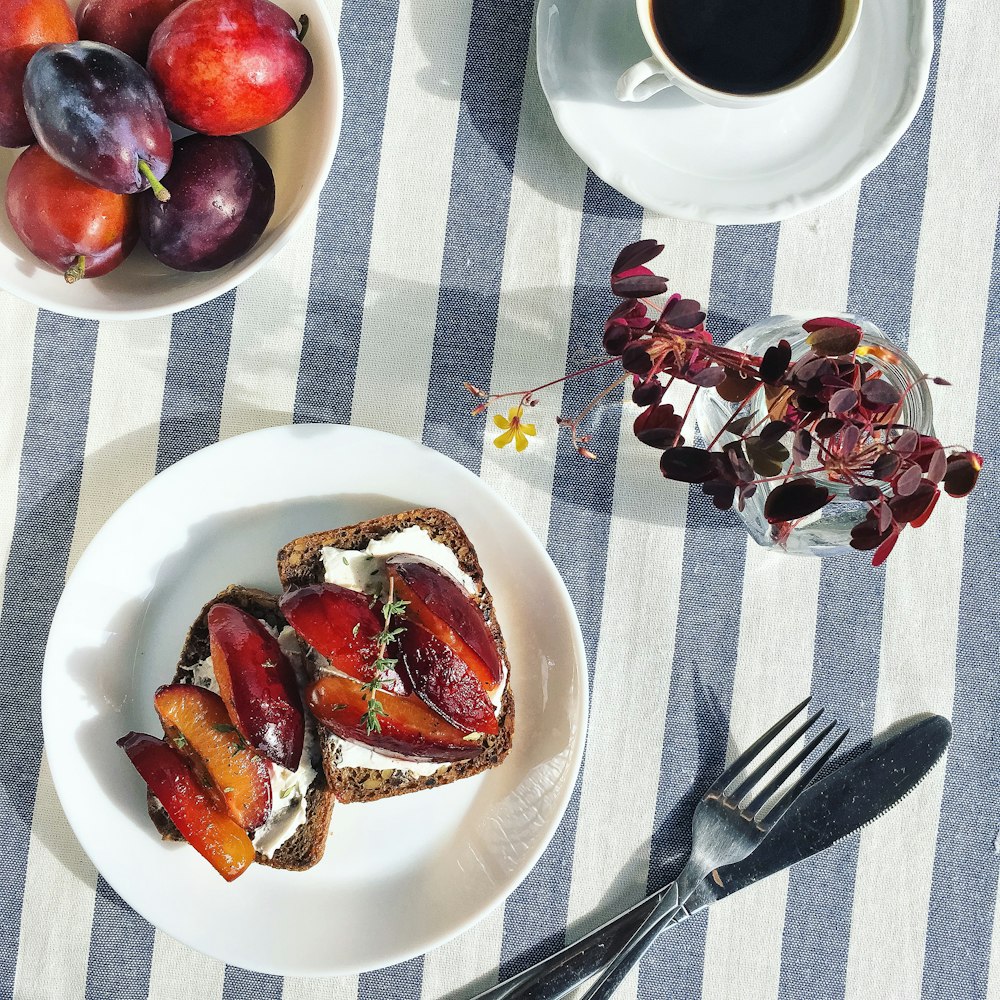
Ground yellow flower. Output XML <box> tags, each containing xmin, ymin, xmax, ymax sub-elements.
<box><xmin>493</xmin><ymin>406</ymin><xmax>536</xmax><ymax>452</ymax></box>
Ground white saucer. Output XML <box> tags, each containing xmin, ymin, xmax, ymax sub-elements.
<box><xmin>536</xmin><ymin>0</ymin><xmax>933</xmax><ymax>223</ymax></box>
<box><xmin>42</xmin><ymin>425</ymin><xmax>588</xmax><ymax>975</ymax></box>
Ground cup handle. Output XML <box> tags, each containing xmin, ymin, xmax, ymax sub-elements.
<box><xmin>615</xmin><ymin>56</ymin><xmax>675</xmax><ymax>102</ymax></box>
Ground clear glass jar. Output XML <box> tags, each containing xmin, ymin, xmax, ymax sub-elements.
<box><xmin>694</xmin><ymin>314</ymin><xmax>935</xmax><ymax>557</ymax></box>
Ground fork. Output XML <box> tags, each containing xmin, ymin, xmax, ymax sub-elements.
<box><xmin>572</xmin><ymin>696</ymin><xmax>847</xmax><ymax>1000</ymax></box>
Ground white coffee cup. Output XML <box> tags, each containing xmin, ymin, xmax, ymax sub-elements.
<box><xmin>616</xmin><ymin>0</ymin><xmax>863</xmax><ymax>108</ymax></box>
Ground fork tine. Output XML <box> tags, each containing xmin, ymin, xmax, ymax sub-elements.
<box><xmin>757</xmin><ymin>727</ymin><xmax>850</xmax><ymax>823</ymax></box>
<box><xmin>726</xmin><ymin>710</ymin><xmax>823</xmax><ymax>803</ymax></box>
<box><xmin>707</xmin><ymin>696</ymin><xmax>811</xmax><ymax>795</ymax></box>
<box><xmin>744</xmin><ymin>721</ymin><xmax>842</xmax><ymax>818</ymax></box>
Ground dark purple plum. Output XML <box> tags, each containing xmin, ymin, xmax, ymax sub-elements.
<box><xmin>22</xmin><ymin>41</ymin><xmax>172</xmax><ymax>198</ymax></box>
<box><xmin>139</xmin><ymin>135</ymin><xmax>275</xmax><ymax>272</ymax></box>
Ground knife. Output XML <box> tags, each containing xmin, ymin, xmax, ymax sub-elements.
<box><xmin>473</xmin><ymin>713</ymin><xmax>952</xmax><ymax>1000</ymax></box>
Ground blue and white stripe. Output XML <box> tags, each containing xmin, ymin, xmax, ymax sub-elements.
<box><xmin>1</xmin><ymin>0</ymin><xmax>997</xmax><ymax>993</ymax></box>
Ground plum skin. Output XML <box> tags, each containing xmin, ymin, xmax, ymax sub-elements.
<box><xmin>0</xmin><ymin>0</ymin><xmax>77</xmax><ymax>149</ymax></box>
<box><xmin>75</xmin><ymin>0</ymin><xmax>188</xmax><ymax>64</ymax></box>
<box><xmin>22</xmin><ymin>40</ymin><xmax>172</xmax><ymax>195</ymax></box>
<box><xmin>5</xmin><ymin>144</ymin><xmax>137</xmax><ymax>280</ymax></box>
<box><xmin>140</xmin><ymin>135</ymin><xmax>276</xmax><ymax>272</ymax></box>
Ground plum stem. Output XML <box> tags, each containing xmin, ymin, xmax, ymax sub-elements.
<box><xmin>138</xmin><ymin>160</ymin><xmax>170</xmax><ymax>202</ymax></box>
<box><xmin>64</xmin><ymin>255</ymin><xmax>86</xmax><ymax>284</ymax></box>
<box><xmin>297</xmin><ymin>15</ymin><xmax>310</xmax><ymax>41</ymax></box>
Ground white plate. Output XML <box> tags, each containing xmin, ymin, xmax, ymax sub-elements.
<box><xmin>42</xmin><ymin>425</ymin><xmax>588</xmax><ymax>976</ymax></box>
<box><xmin>536</xmin><ymin>0</ymin><xmax>933</xmax><ymax>223</ymax></box>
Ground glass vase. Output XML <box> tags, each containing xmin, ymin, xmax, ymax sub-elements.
<box><xmin>694</xmin><ymin>314</ymin><xmax>935</xmax><ymax>557</ymax></box>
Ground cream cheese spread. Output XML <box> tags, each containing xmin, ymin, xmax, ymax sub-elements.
<box><xmin>321</xmin><ymin>525</ymin><xmax>477</xmax><ymax>596</ymax></box>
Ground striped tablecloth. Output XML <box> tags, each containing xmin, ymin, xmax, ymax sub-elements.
<box><xmin>1</xmin><ymin>0</ymin><xmax>997</xmax><ymax>993</ymax></box>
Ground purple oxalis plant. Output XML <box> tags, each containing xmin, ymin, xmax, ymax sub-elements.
<box><xmin>466</xmin><ymin>241</ymin><xmax>983</xmax><ymax>566</ymax></box>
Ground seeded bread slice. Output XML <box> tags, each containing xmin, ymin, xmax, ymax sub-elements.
<box><xmin>147</xmin><ymin>585</ymin><xmax>335</xmax><ymax>871</ymax></box>
<box><xmin>276</xmin><ymin>508</ymin><xmax>515</xmax><ymax>803</ymax></box>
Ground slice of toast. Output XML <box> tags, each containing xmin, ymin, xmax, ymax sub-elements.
<box><xmin>147</xmin><ymin>585</ymin><xmax>335</xmax><ymax>871</ymax></box>
<box><xmin>277</xmin><ymin>508</ymin><xmax>515</xmax><ymax>803</ymax></box>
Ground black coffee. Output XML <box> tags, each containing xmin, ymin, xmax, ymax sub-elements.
<box><xmin>650</xmin><ymin>0</ymin><xmax>844</xmax><ymax>95</ymax></box>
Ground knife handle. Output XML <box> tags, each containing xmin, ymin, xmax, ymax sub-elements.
<box><xmin>469</xmin><ymin>891</ymin><xmax>663</xmax><ymax>1000</ymax></box>
<box><xmin>470</xmin><ymin>887</ymin><xmax>675</xmax><ymax>1000</ymax></box>
<box><xmin>576</xmin><ymin>887</ymin><xmax>688</xmax><ymax>1000</ymax></box>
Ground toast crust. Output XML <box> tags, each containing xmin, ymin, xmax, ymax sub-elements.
<box><xmin>148</xmin><ymin>585</ymin><xmax>334</xmax><ymax>871</ymax></box>
<box><xmin>276</xmin><ymin>508</ymin><xmax>515</xmax><ymax>803</ymax></box>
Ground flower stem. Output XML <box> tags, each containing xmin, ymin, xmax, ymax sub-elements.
<box><xmin>672</xmin><ymin>386</ymin><xmax>699</xmax><ymax>448</ymax></box>
<box><xmin>706</xmin><ymin>382</ymin><xmax>765</xmax><ymax>449</ymax></box>
<box><xmin>569</xmin><ymin>373</ymin><xmax>630</xmax><ymax>441</ymax></box>
<box><xmin>484</xmin><ymin>357</ymin><xmax>620</xmax><ymax>403</ymax></box>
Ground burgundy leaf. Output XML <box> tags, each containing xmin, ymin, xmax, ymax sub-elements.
<box><xmin>606</xmin><ymin>298</ymin><xmax>640</xmax><ymax>322</ymax></box>
<box><xmin>728</xmin><ymin>414</ymin><xmax>753</xmax><ymax>436</ymax></box>
<box><xmin>849</xmin><ymin>483</ymin><xmax>882</xmax><ymax>502</ymax></box>
<box><xmin>792</xmin><ymin>356</ymin><xmax>832</xmax><ymax>383</ymax></box>
<box><xmin>702</xmin><ymin>479</ymin><xmax>736</xmax><ymax>511</ymax></box>
<box><xmin>894</xmin><ymin>428</ymin><xmax>919</xmax><ymax>455</ymax></box>
<box><xmin>860</xmin><ymin>378</ymin><xmax>901</xmax><ymax>410</ymax></box>
<box><xmin>611</xmin><ymin>272</ymin><xmax>669</xmax><ymax>297</ymax></box>
<box><xmin>764</xmin><ymin>478</ymin><xmax>832</xmax><ymax>523</ymax></box>
<box><xmin>911</xmin><ymin>486</ymin><xmax>941</xmax><ymax>528</ymax></box>
<box><xmin>795</xmin><ymin>394</ymin><xmax>826</xmax><ymax>412</ymax></box>
<box><xmin>806</xmin><ymin>322</ymin><xmax>863</xmax><ymax>357</ymax></box>
<box><xmin>840</xmin><ymin>423</ymin><xmax>861</xmax><ymax>456</ymax></box>
<box><xmin>943</xmin><ymin>451</ymin><xmax>983</xmax><ymax>497</ymax></box>
<box><xmin>931</xmin><ymin>376</ymin><xmax>951</xmax><ymax>386</ymax></box>
<box><xmin>660</xmin><ymin>446</ymin><xmax>714</xmax><ymax>483</ymax></box>
<box><xmin>716</xmin><ymin>369</ymin><xmax>760</xmax><ymax>402</ymax></box>
<box><xmin>613</xmin><ymin>240</ymin><xmax>663</xmax><ymax>276</ymax></box>
<box><xmin>872</xmin><ymin>529</ymin><xmax>900</xmax><ymax>567</ymax></box>
<box><xmin>632</xmin><ymin>378</ymin><xmax>664</xmax><ymax>407</ymax></box>
<box><xmin>760</xmin><ymin>420</ymin><xmax>791</xmax><ymax>446</ymax></box>
<box><xmin>872</xmin><ymin>452</ymin><xmax>901</xmax><ymax>480</ymax></box>
<box><xmin>829</xmin><ymin>388</ymin><xmax>858</xmax><ymax>414</ymax></box>
<box><xmin>851</xmin><ymin>512</ymin><xmax>891</xmax><ymax>551</ymax></box>
<box><xmin>889</xmin><ymin>480</ymin><xmax>937</xmax><ymax>523</ymax></box>
<box><xmin>894</xmin><ymin>462</ymin><xmax>923</xmax><ymax>497</ymax></box>
<box><xmin>792</xmin><ymin>428</ymin><xmax>812</xmax><ymax>465</ymax></box>
<box><xmin>633</xmin><ymin>403</ymin><xmax>683</xmax><ymax>449</ymax></box>
<box><xmin>603</xmin><ymin>326</ymin><xmax>631</xmax><ymax>356</ymax></box>
<box><xmin>745</xmin><ymin>435</ymin><xmax>789</xmax><ymax>477</ymax></box>
<box><xmin>687</xmin><ymin>366</ymin><xmax>727</xmax><ymax>388</ymax></box>
<box><xmin>926</xmin><ymin>445</ymin><xmax>947</xmax><ymax>483</ymax></box>
<box><xmin>815</xmin><ymin>417</ymin><xmax>843</xmax><ymax>439</ymax></box>
<box><xmin>760</xmin><ymin>340</ymin><xmax>792</xmax><ymax>384</ymax></box>
<box><xmin>621</xmin><ymin>342</ymin><xmax>653</xmax><ymax>376</ymax></box>
<box><xmin>723</xmin><ymin>440</ymin><xmax>754</xmax><ymax>481</ymax></box>
<box><xmin>661</xmin><ymin>296</ymin><xmax>706</xmax><ymax>330</ymax></box>
<box><xmin>802</xmin><ymin>316</ymin><xmax>862</xmax><ymax>332</ymax></box>
<box><xmin>878</xmin><ymin>498</ymin><xmax>893</xmax><ymax>533</ymax></box>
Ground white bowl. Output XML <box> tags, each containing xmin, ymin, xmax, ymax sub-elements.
<box><xmin>0</xmin><ymin>0</ymin><xmax>343</xmax><ymax>321</ymax></box>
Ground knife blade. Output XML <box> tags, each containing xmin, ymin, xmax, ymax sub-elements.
<box><xmin>474</xmin><ymin>713</ymin><xmax>951</xmax><ymax>1000</ymax></box>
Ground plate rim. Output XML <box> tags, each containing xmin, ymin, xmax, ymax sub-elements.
<box><xmin>535</xmin><ymin>0</ymin><xmax>934</xmax><ymax>224</ymax></box>
<box><xmin>41</xmin><ymin>423</ymin><xmax>590</xmax><ymax>975</ymax></box>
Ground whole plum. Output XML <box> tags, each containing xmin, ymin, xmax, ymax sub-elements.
<box><xmin>0</xmin><ymin>0</ymin><xmax>77</xmax><ymax>148</ymax></box>
<box><xmin>6</xmin><ymin>144</ymin><xmax>138</xmax><ymax>282</ymax></box>
<box><xmin>140</xmin><ymin>134</ymin><xmax>276</xmax><ymax>272</ymax></box>
<box><xmin>147</xmin><ymin>0</ymin><xmax>313</xmax><ymax>136</ymax></box>
<box><xmin>23</xmin><ymin>41</ymin><xmax>172</xmax><ymax>198</ymax></box>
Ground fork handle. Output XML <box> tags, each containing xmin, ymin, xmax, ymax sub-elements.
<box><xmin>469</xmin><ymin>890</ymin><xmax>666</xmax><ymax>1000</ymax></box>
<box><xmin>578</xmin><ymin>884</ymin><xmax>691</xmax><ymax>1000</ymax></box>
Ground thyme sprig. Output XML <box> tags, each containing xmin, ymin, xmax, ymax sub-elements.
<box><xmin>360</xmin><ymin>579</ymin><xmax>408</xmax><ymax>733</ymax></box>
